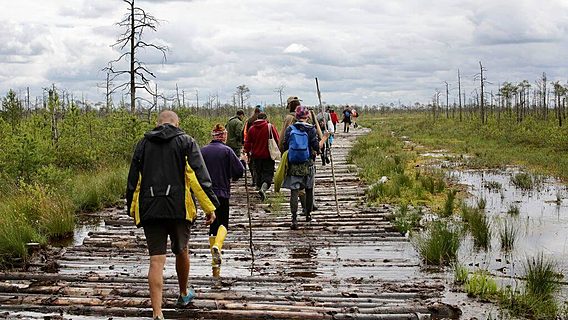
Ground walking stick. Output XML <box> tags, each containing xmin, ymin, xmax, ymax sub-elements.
<box><xmin>315</xmin><ymin>78</ymin><xmax>340</xmax><ymax>215</ymax></box>
<box><xmin>242</xmin><ymin>158</ymin><xmax>255</xmax><ymax>265</ymax></box>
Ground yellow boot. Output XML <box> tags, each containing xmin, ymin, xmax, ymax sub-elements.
<box><xmin>212</xmin><ymin>226</ymin><xmax>227</xmax><ymax>267</ymax></box>
<box><xmin>208</xmin><ymin>236</ymin><xmax>216</xmax><ymax>256</ymax></box>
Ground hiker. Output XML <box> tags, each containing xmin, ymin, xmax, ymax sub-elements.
<box><xmin>278</xmin><ymin>96</ymin><xmax>315</xmax><ymax>212</ymax></box>
<box><xmin>243</xmin><ymin>106</ymin><xmax>262</xmax><ymax>187</ymax></box>
<box><xmin>352</xmin><ymin>108</ymin><xmax>358</xmax><ymax>128</ymax></box>
<box><xmin>342</xmin><ymin>106</ymin><xmax>352</xmax><ymax>133</ymax></box>
<box><xmin>126</xmin><ymin>110</ymin><xmax>219</xmax><ymax>320</ymax></box>
<box><xmin>317</xmin><ymin>108</ymin><xmax>333</xmax><ymax>166</ymax></box>
<box><xmin>201</xmin><ymin>124</ymin><xmax>245</xmax><ymax>278</ymax></box>
<box><xmin>329</xmin><ymin>109</ymin><xmax>339</xmax><ymax>133</ymax></box>
<box><xmin>226</xmin><ymin>109</ymin><xmax>245</xmax><ymax>157</ymax></box>
<box><xmin>281</xmin><ymin>106</ymin><xmax>329</xmax><ymax>229</ymax></box>
<box><xmin>244</xmin><ymin>112</ymin><xmax>279</xmax><ymax>201</ymax></box>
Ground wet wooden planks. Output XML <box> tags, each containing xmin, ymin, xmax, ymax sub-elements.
<box><xmin>0</xmin><ymin>128</ymin><xmax>461</xmax><ymax>319</ymax></box>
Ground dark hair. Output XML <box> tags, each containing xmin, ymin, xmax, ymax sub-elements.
<box><xmin>257</xmin><ymin>112</ymin><xmax>267</xmax><ymax>120</ymax></box>
<box><xmin>236</xmin><ymin>109</ymin><xmax>244</xmax><ymax>116</ymax></box>
<box><xmin>288</xmin><ymin>100</ymin><xmax>301</xmax><ymax>112</ymax></box>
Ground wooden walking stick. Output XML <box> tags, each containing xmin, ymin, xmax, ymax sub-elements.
<box><xmin>315</xmin><ymin>77</ymin><xmax>340</xmax><ymax>215</ymax></box>
<box><xmin>242</xmin><ymin>157</ymin><xmax>255</xmax><ymax>265</ymax></box>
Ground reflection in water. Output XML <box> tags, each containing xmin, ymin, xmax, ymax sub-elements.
<box><xmin>450</xmin><ymin>169</ymin><xmax>568</xmax><ymax>280</ymax></box>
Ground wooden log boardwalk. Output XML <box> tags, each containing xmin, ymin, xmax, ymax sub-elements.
<box><xmin>0</xmin><ymin>128</ymin><xmax>461</xmax><ymax>319</ymax></box>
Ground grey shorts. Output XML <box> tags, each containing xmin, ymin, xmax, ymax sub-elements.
<box><xmin>143</xmin><ymin>219</ymin><xmax>192</xmax><ymax>256</ymax></box>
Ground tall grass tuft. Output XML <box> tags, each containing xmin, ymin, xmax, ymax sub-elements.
<box><xmin>469</xmin><ymin>210</ymin><xmax>492</xmax><ymax>250</ymax></box>
<box><xmin>511</xmin><ymin>172</ymin><xmax>534</xmax><ymax>190</ymax></box>
<box><xmin>441</xmin><ymin>189</ymin><xmax>457</xmax><ymax>217</ymax></box>
<box><xmin>453</xmin><ymin>263</ymin><xmax>469</xmax><ymax>284</ymax></box>
<box><xmin>501</xmin><ymin>254</ymin><xmax>561</xmax><ymax>319</ymax></box>
<box><xmin>507</xmin><ymin>204</ymin><xmax>520</xmax><ymax>216</ymax></box>
<box><xmin>524</xmin><ymin>254</ymin><xmax>560</xmax><ymax>300</ymax></box>
<box><xmin>392</xmin><ymin>204</ymin><xmax>422</xmax><ymax>234</ymax></box>
<box><xmin>465</xmin><ymin>270</ymin><xmax>499</xmax><ymax>300</ymax></box>
<box><xmin>476</xmin><ymin>197</ymin><xmax>487</xmax><ymax>210</ymax></box>
<box><xmin>71</xmin><ymin>166</ymin><xmax>128</xmax><ymax>211</ymax></box>
<box><xmin>499</xmin><ymin>219</ymin><xmax>518</xmax><ymax>252</ymax></box>
<box><xmin>412</xmin><ymin>221</ymin><xmax>461</xmax><ymax>266</ymax></box>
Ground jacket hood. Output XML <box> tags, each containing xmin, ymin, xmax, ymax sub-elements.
<box><xmin>144</xmin><ymin>124</ymin><xmax>185</xmax><ymax>142</ymax></box>
<box><xmin>293</xmin><ymin>121</ymin><xmax>313</xmax><ymax>132</ymax></box>
<box><xmin>252</xmin><ymin>119</ymin><xmax>269</xmax><ymax>128</ymax></box>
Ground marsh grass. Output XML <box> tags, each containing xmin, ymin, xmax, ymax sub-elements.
<box><xmin>70</xmin><ymin>166</ymin><xmax>128</xmax><ymax>211</ymax></box>
<box><xmin>511</xmin><ymin>172</ymin><xmax>534</xmax><ymax>190</ymax></box>
<box><xmin>441</xmin><ymin>189</ymin><xmax>457</xmax><ymax>217</ymax></box>
<box><xmin>392</xmin><ymin>204</ymin><xmax>422</xmax><ymax>234</ymax></box>
<box><xmin>453</xmin><ymin>263</ymin><xmax>469</xmax><ymax>285</ymax></box>
<box><xmin>465</xmin><ymin>270</ymin><xmax>499</xmax><ymax>300</ymax></box>
<box><xmin>0</xmin><ymin>166</ymin><xmax>128</xmax><ymax>266</ymax></box>
<box><xmin>483</xmin><ymin>180</ymin><xmax>502</xmax><ymax>191</ymax></box>
<box><xmin>412</xmin><ymin>220</ymin><xmax>461</xmax><ymax>265</ymax></box>
<box><xmin>461</xmin><ymin>203</ymin><xmax>491</xmax><ymax>250</ymax></box>
<box><xmin>477</xmin><ymin>197</ymin><xmax>487</xmax><ymax>210</ymax></box>
<box><xmin>500</xmin><ymin>254</ymin><xmax>561</xmax><ymax>319</ymax></box>
<box><xmin>507</xmin><ymin>204</ymin><xmax>520</xmax><ymax>216</ymax></box>
<box><xmin>499</xmin><ymin>219</ymin><xmax>518</xmax><ymax>252</ymax></box>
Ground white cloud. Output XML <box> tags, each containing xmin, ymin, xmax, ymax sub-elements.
<box><xmin>0</xmin><ymin>0</ymin><xmax>567</xmax><ymax>106</ymax></box>
<box><xmin>284</xmin><ymin>43</ymin><xmax>310</xmax><ymax>54</ymax></box>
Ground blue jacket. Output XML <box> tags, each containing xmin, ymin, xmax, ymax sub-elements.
<box><xmin>201</xmin><ymin>140</ymin><xmax>245</xmax><ymax>199</ymax></box>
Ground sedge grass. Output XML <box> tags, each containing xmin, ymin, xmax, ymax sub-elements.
<box><xmin>465</xmin><ymin>270</ymin><xmax>499</xmax><ymax>301</ymax></box>
<box><xmin>511</xmin><ymin>173</ymin><xmax>534</xmax><ymax>190</ymax></box>
<box><xmin>499</xmin><ymin>219</ymin><xmax>518</xmax><ymax>252</ymax></box>
<box><xmin>453</xmin><ymin>263</ymin><xmax>469</xmax><ymax>285</ymax></box>
<box><xmin>70</xmin><ymin>166</ymin><xmax>128</xmax><ymax>211</ymax></box>
<box><xmin>412</xmin><ymin>220</ymin><xmax>461</xmax><ymax>266</ymax></box>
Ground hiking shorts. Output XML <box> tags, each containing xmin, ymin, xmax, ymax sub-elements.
<box><xmin>143</xmin><ymin>219</ymin><xmax>193</xmax><ymax>256</ymax></box>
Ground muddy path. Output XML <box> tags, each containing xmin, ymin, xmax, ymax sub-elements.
<box><xmin>0</xmin><ymin>129</ymin><xmax>461</xmax><ymax>320</ymax></box>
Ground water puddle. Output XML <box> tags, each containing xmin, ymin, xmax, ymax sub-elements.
<box><xmin>52</xmin><ymin>215</ymin><xmax>106</xmax><ymax>247</ymax></box>
<box><xmin>451</xmin><ymin>169</ymin><xmax>568</xmax><ymax>274</ymax></box>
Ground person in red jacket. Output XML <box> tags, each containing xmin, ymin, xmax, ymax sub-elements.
<box><xmin>329</xmin><ymin>109</ymin><xmax>339</xmax><ymax>133</ymax></box>
<box><xmin>244</xmin><ymin>112</ymin><xmax>279</xmax><ymax>201</ymax></box>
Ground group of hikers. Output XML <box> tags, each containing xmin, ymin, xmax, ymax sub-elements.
<box><xmin>125</xmin><ymin>97</ymin><xmax>359</xmax><ymax>320</ymax></box>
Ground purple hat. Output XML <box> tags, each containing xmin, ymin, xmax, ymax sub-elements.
<box><xmin>295</xmin><ymin>106</ymin><xmax>310</xmax><ymax>120</ymax></box>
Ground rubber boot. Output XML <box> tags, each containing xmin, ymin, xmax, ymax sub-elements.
<box><xmin>212</xmin><ymin>225</ymin><xmax>227</xmax><ymax>267</ymax></box>
<box><xmin>290</xmin><ymin>212</ymin><xmax>298</xmax><ymax>230</ymax></box>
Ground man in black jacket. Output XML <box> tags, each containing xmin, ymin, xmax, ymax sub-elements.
<box><xmin>126</xmin><ymin>110</ymin><xmax>219</xmax><ymax>320</ymax></box>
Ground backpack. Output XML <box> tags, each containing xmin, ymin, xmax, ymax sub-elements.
<box><xmin>288</xmin><ymin>124</ymin><xmax>310</xmax><ymax>164</ymax></box>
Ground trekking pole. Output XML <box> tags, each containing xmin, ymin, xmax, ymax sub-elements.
<box><xmin>242</xmin><ymin>159</ymin><xmax>255</xmax><ymax>265</ymax></box>
<box><xmin>315</xmin><ymin>78</ymin><xmax>340</xmax><ymax>215</ymax></box>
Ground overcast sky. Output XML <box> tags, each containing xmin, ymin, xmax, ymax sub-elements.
<box><xmin>2</xmin><ymin>0</ymin><xmax>568</xmax><ymax>107</ymax></box>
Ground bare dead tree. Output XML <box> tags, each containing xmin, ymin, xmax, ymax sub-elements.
<box><xmin>474</xmin><ymin>61</ymin><xmax>488</xmax><ymax>124</ymax></box>
<box><xmin>457</xmin><ymin>69</ymin><xmax>462</xmax><ymax>122</ymax></box>
<box><xmin>274</xmin><ymin>84</ymin><xmax>285</xmax><ymax>108</ymax></box>
<box><xmin>444</xmin><ymin>81</ymin><xmax>449</xmax><ymax>119</ymax></box>
<box><xmin>104</xmin><ymin>0</ymin><xmax>167</xmax><ymax>113</ymax></box>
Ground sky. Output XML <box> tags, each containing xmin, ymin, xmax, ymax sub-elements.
<box><xmin>1</xmin><ymin>0</ymin><xmax>568</xmax><ymax>107</ymax></box>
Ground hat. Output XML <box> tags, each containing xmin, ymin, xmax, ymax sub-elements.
<box><xmin>211</xmin><ymin>123</ymin><xmax>227</xmax><ymax>141</ymax></box>
<box><xmin>255</xmin><ymin>104</ymin><xmax>265</xmax><ymax>112</ymax></box>
<box><xmin>295</xmin><ymin>106</ymin><xmax>310</xmax><ymax>120</ymax></box>
<box><xmin>287</xmin><ymin>96</ymin><xmax>302</xmax><ymax>105</ymax></box>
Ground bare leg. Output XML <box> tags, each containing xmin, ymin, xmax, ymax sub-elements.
<box><xmin>148</xmin><ymin>254</ymin><xmax>167</xmax><ymax>318</ymax></box>
<box><xmin>176</xmin><ymin>249</ymin><xmax>190</xmax><ymax>295</ymax></box>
